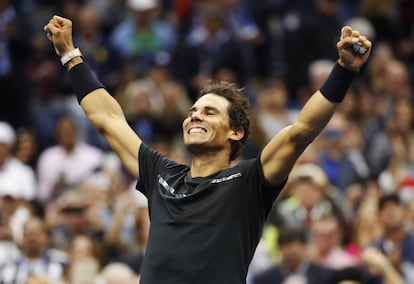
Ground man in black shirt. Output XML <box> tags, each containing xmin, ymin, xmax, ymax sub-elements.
<box><xmin>44</xmin><ymin>15</ymin><xmax>371</xmax><ymax>284</ymax></box>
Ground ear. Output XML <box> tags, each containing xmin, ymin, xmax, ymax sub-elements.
<box><xmin>229</xmin><ymin>128</ymin><xmax>244</xmax><ymax>142</ymax></box>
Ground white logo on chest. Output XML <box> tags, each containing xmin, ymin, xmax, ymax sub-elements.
<box><xmin>210</xmin><ymin>173</ymin><xmax>242</xmax><ymax>184</ymax></box>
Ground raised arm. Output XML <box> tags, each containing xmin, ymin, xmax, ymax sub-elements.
<box><xmin>44</xmin><ymin>15</ymin><xmax>141</xmax><ymax>177</ymax></box>
<box><xmin>261</xmin><ymin>26</ymin><xmax>372</xmax><ymax>186</ymax></box>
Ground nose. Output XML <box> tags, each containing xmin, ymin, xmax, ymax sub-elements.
<box><xmin>190</xmin><ymin>110</ymin><xmax>202</xmax><ymax>122</ymax></box>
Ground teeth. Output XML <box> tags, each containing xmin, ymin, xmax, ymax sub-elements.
<box><xmin>189</xmin><ymin>127</ymin><xmax>206</xmax><ymax>134</ymax></box>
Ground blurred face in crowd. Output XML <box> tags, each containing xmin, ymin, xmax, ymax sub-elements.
<box><xmin>315</xmin><ymin>0</ymin><xmax>338</xmax><ymax>17</ymax></box>
<box><xmin>293</xmin><ymin>178</ymin><xmax>324</xmax><ymax>211</ymax></box>
<box><xmin>379</xmin><ymin>200</ymin><xmax>405</xmax><ymax>232</ymax></box>
<box><xmin>311</xmin><ymin>216</ymin><xmax>340</xmax><ymax>255</ymax></box>
<box><xmin>61</xmin><ymin>204</ymin><xmax>89</xmax><ymax>233</ymax></box>
<box><xmin>70</xmin><ymin>235</ymin><xmax>95</xmax><ymax>259</ymax></box>
<box><xmin>56</xmin><ymin>117</ymin><xmax>78</xmax><ymax>151</ymax></box>
<box><xmin>383</xmin><ymin>60</ymin><xmax>410</xmax><ymax>98</ymax></box>
<box><xmin>0</xmin><ymin>195</ymin><xmax>18</xmax><ymax>217</ymax></box>
<box><xmin>280</xmin><ymin>240</ymin><xmax>306</xmax><ymax>272</ymax></box>
<box><xmin>77</xmin><ymin>5</ymin><xmax>100</xmax><ymax>38</ymax></box>
<box><xmin>22</xmin><ymin>218</ymin><xmax>48</xmax><ymax>258</ymax></box>
<box><xmin>14</xmin><ymin>130</ymin><xmax>38</xmax><ymax>166</ymax></box>
<box><xmin>257</xmin><ymin>80</ymin><xmax>288</xmax><ymax>112</ymax></box>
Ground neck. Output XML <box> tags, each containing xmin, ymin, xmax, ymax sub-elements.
<box><xmin>63</xmin><ymin>144</ymin><xmax>76</xmax><ymax>153</ymax></box>
<box><xmin>386</xmin><ymin>226</ymin><xmax>405</xmax><ymax>244</ymax></box>
<box><xmin>284</xmin><ymin>259</ymin><xmax>305</xmax><ymax>274</ymax></box>
<box><xmin>190</xmin><ymin>152</ymin><xmax>230</xmax><ymax>177</ymax></box>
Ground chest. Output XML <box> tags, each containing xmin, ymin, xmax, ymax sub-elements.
<box><xmin>149</xmin><ymin>172</ymin><xmax>255</xmax><ymax>225</ymax></box>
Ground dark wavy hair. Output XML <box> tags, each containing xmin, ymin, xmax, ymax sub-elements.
<box><xmin>198</xmin><ymin>81</ymin><xmax>250</xmax><ymax>162</ymax></box>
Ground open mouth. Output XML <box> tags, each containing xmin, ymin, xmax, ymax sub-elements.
<box><xmin>188</xmin><ymin>126</ymin><xmax>207</xmax><ymax>135</ymax></box>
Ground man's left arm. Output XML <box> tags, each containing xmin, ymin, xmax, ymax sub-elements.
<box><xmin>261</xmin><ymin>26</ymin><xmax>372</xmax><ymax>186</ymax></box>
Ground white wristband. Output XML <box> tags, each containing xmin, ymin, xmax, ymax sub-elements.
<box><xmin>60</xmin><ymin>48</ymin><xmax>82</xmax><ymax>65</ymax></box>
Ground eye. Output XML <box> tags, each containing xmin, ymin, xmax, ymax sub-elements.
<box><xmin>187</xmin><ymin>108</ymin><xmax>196</xmax><ymax>117</ymax></box>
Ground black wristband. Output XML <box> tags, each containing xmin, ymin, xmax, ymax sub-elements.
<box><xmin>68</xmin><ymin>63</ymin><xmax>105</xmax><ymax>104</ymax></box>
<box><xmin>319</xmin><ymin>62</ymin><xmax>357</xmax><ymax>103</ymax></box>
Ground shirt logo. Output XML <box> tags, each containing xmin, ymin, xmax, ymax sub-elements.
<box><xmin>210</xmin><ymin>173</ymin><xmax>242</xmax><ymax>184</ymax></box>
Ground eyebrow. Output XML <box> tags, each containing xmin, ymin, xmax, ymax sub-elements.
<box><xmin>188</xmin><ymin>105</ymin><xmax>220</xmax><ymax>114</ymax></box>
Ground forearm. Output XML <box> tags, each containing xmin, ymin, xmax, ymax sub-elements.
<box><xmin>381</xmin><ymin>263</ymin><xmax>404</xmax><ymax>284</ymax></box>
<box><xmin>294</xmin><ymin>91</ymin><xmax>336</xmax><ymax>143</ymax></box>
<box><xmin>63</xmin><ymin>55</ymin><xmax>125</xmax><ymax>132</ymax></box>
<box><xmin>104</xmin><ymin>209</ymin><xmax>125</xmax><ymax>245</ymax></box>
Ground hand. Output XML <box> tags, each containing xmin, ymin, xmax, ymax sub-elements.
<box><xmin>337</xmin><ymin>26</ymin><xmax>372</xmax><ymax>71</ymax></box>
<box><xmin>43</xmin><ymin>15</ymin><xmax>75</xmax><ymax>57</ymax></box>
<box><xmin>361</xmin><ymin>247</ymin><xmax>393</xmax><ymax>275</ymax></box>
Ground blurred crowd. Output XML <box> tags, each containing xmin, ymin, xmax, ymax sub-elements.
<box><xmin>0</xmin><ymin>0</ymin><xmax>414</xmax><ymax>283</ymax></box>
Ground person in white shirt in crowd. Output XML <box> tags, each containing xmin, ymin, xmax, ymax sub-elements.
<box><xmin>36</xmin><ymin>115</ymin><xmax>105</xmax><ymax>204</ymax></box>
<box><xmin>0</xmin><ymin>121</ymin><xmax>37</xmax><ymax>257</ymax></box>
<box><xmin>0</xmin><ymin>121</ymin><xmax>37</xmax><ymax>203</ymax></box>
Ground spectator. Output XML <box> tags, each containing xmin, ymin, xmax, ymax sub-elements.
<box><xmin>375</xmin><ymin>59</ymin><xmax>412</xmax><ymax>122</ymax></box>
<box><xmin>68</xmin><ymin>235</ymin><xmax>101</xmax><ymax>284</ymax></box>
<box><xmin>116</xmin><ymin>53</ymin><xmax>191</xmax><ymax>143</ymax></box>
<box><xmin>109</xmin><ymin>0</ymin><xmax>176</xmax><ymax>76</ymax></box>
<box><xmin>36</xmin><ymin>115</ymin><xmax>105</xmax><ymax>204</ymax></box>
<box><xmin>0</xmin><ymin>217</ymin><xmax>68</xmax><ymax>284</ymax></box>
<box><xmin>308</xmin><ymin>214</ymin><xmax>358</xmax><ymax>270</ymax></box>
<box><xmin>243</xmin><ymin>78</ymin><xmax>298</xmax><ymax>159</ymax></box>
<box><xmin>329</xmin><ymin>246</ymin><xmax>409</xmax><ymax>284</ymax></box>
<box><xmin>359</xmin><ymin>0</ymin><xmax>402</xmax><ymax>44</ymax></box>
<box><xmin>0</xmin><ymin>0</ymin><xmax>32</xmax><ymax>129</ymax></box>
<box><xmin>345</xmin><ymin>190</ymin><xmax>383</xmax><ymax>260</ymax></box>
<box><xmin>0</xmin><ymin>121</ymin><xmax>37</xmax><ymax>202</ymax></box>
<box><xmin>275</xmin><ymin>163</ymin><xmax>344</xmax><ymax>235</ymax></box>
<box><xmin>177</xmin><ymin>3</ymin><xmax>246</xmax><ymax>99</ymax></box>
<box><xmin>12</xmin><ymin>128</ymin><xmax>39</xmax><ymax>170</ymax></box>
<box><xmin>26</xmin><ymin>30</ymin><xmax>64</xmax><ymax>105</ymax></box>
<box><xmin>308</xmin><ymin>59</ymin><xmax>336</xmax><ymax>97</ymax></box>
<box><xmin>0</xmin><ymin>190</ymin><xmax>24</xmax><ymax>267</ymax></box>
<box><xmin>328</xmin><ymin>247</ymin><xmax>406</xmax><ymax>284</ymax></box>
<box><xmin>359</xmin><ymin>246</ymin><xmax>407</xmax><ymax>284</ymax></box>
<box><xmin>372</xmin><ymin>193</ymin><xmax>414</xmax><ymax>275</ymax></box>
<box><xmin>251</xmin><ymin>227</ymin><xmax>333</xmax><ymax>284</ymax></box>
<box><xmin>73</xmin><ymin>3</ymin><xmax>122</xmax><ymax>93</ymax></box>
<box><xmin>46</xmin><ymin>189</ymin><xmax>105</xmax><ymax>253</ymax></box>
<box><xmin>250</xmin><ymin>78</ymin><xmax>299</xmax><ymax>143</ymax></box>
<box><xmin>316</xmin><ymin>112</ymin><xmax>370</xmax><ymax>192</ymax></box>
<box><xmin>281</xmin><ymin>0</ymin><xmax>342</xmax><ymax>101</ymax></box>
<box><xmin>0</xmin><ymin>122</ymin><xmax>36</xmax><ymax>248</ymax></box>
<box><xmin>213</xmin><ymin>0</ymin><xmax>264</xmax><ymax>77</ymax></box>
<box><xmin>104</xmin><ymin>186</ymin><xmax>149</xmax><ymax>274</ymax></box>
<box><xmin>339</xmin><ymin>83</ymin><xmax>392</xmax><ymax>181</ymax></box>
<box><xmin>376</xmin><ymin>97</ymin><xmax>414</xmax><ymax>202</ymax></box>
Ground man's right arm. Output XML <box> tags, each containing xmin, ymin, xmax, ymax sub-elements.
<box><xmin>79</xmin><ymin>83</ymin><xmax>141</xmax><ymax>178</ymax></box>
<box><xmin>44</xmin><ymin>16</ymin><xmax>141</xmax><ymax>178</ymax></box>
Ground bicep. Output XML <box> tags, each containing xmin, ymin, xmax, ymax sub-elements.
<box><xmin>101</xmin><ymin>119</ymin><xmax>141</xmax><ymax>178</ymax></box>
<box><xmin>80</xmin><ymin>89</ymin><xmax>142</xmax><ymax>177</ymax></box>
<box><xmin>260</xmin><ymin>126</ymin><xmax>306</xmax><ymax>186</ymax></box>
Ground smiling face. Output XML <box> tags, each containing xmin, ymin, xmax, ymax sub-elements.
<box><xmin>183</xmin><ymin>93</ymin><xmax>239</xmax><ymax>158</ymax></box>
